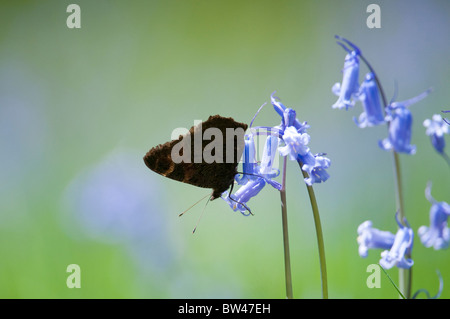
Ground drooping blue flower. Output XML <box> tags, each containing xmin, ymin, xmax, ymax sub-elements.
<box><xmin>271</xmin><ymin>93</ymin><xmax>309</xmax><ymax>133</ymax></box>
<box><xmin>357</xmin><ymin>214</ymin><xmax>414</xmax><ymax>269</ymax></box>
<box><xmin>222</xmin><ymin>178</ymin><xmax>266</xmax><ymax>215</ymax></box>
<box><xmin>235</xmin><ymin>134</ymin><xmax>258</xmax><ymax>186</ymax></box>
<box><xmin>379</xmin><ymin>89</ymin><xmax>431</xmax><ymax>155</ymax></box>
<box><xmin>258</xmin><ymin>132</ymin><xmax>282</xmax><ymax>190</ymax></box>
<box><xmin>259</xmin><ymin>134</ymin><xmax>279</xmax><ymax>178</ymax></box>
<box><xmin>379</xmin><ymin>215</ymin><xmax>414</xmax><ymax>269</ymax></box>
<box><xmin>278</xmin><ymin>126</ymin><xmax>311</xmax><ymax>161</ymax></box>
<box><xmin>357</xmin><ymin>220</ymin><xmax>396</xmax><ymax>258</ymax></box>
<box><xmin>423</xmin><ymin>114</ymin><xmax>449</xmax><ymax>154</ymax></box>
<box><xmin>222</xmin><ymin>132</ymin><xmax>280</xmax><ymax>215</ymax></box>
<box><xmin>302</xmin><ymin>154</ymin><xmax>331</xmax><ymax>186</ymax></box>
<box><xmin>418</xmin><ymin>183</ymin><xmax>450</xmax><ymax>250</ymax></box>
<box><xmin>354</xmin><ymin>73</ymin><xmax>385</xmax><ymax>128</ymax></box>
<box><xmin>331</xmin><ymin>37</ymin><xmax>361</xmax><ymax>110</ymax></box>
<box><xmin>379</xmin><ymin>105</ymin><xmax>416</xmax><ymax>155</ymax></box>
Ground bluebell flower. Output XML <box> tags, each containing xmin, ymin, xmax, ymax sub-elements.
<box><xmin>423</xmin><ymin>114</ymin><xmax>449</xmax><ymax>154</ymax></box>
<box><xmin>332</xmin><ymin>37</ymin><xmax>361</xmax><ymax>110</ymax></box>
<box><xmin>379</xmin><ymin>89</ymin><xmax>431</xmax><ymax>155</ymax></box>
<box><xmin>222</xmin><ymin>132</ymin><xmax>280</xmax><ymax>215</ymax></box>
<box><xmin>302</xmin><ymin>154</ymin><xmax>331</xmax><ymax>186</ymax></box>
<box><xmin>354</xmin><ymin>73</ymin><xmax>385</xmax><ymax>128</ymax></box>
<box><xmin>418</xmin><ymin>183</ymin><xmax>450</xmax><ymax>250</ymax></box>
<box><xmin>278</xmin><ymin>125</ymin><xmax>330</xmax><ymax>185</ymax></box>
<box><xmin>271</xmin><ymin>94</ymin><xmax>331</xmax><ymax>186</ymax></box>
<box><xmin>257</xmin><ymin>131</ymin><xmax>282</xmax><ymax>190</ymax></box>
<box><xmin>235</xmin><ymin>134</ymin><xmax>258</xmax><ymax>186</ymax></box>
<box><xmin>278</xmin><ymin>126</ymin><xmax>311</xmax><ymax>161</ymax></box>
<box><xmin>357</xmin><ymin>214</ymin><xmax>414</xmax><ymax>269</ymax></box>
<box><xmin>379</xmin><ymin>105</ymin><xmax>416</xmax><ymax>154</ymax></box>
<box><xmin>271</xmin><ymin>93</ymin><xmax>309</xmax><ymax>133</ymax></box>
<box><xmin>222</xmin><ymin>178</ymin><xmax>266</xmax><ymax>215</ymax></box>
<box><xmin>357</xmin><ymin>220</ymin><xmax>396</xmax><ymax>258</ymax></box>
<box><xmin>380</xmin><ymin>215</ymin><xmax>414</xmax><ymax>269</ymax></box>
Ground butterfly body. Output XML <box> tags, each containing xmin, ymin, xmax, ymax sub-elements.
<box><xmin>144</xmin><ymin>115</ymin><xmax>248</xmax><ymax>200</ymax></box>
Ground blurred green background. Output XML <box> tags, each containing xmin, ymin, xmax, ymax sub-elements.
<box><xmin>0</xmin><ymin>0</ymin><xmax>449</xmax><ymax>298</ymax></box>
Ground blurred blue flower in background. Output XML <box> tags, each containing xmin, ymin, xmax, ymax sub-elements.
<box><xmin>61</xmin><ymin>150</ymin><xmax>244</xmax><ymax>297</ymax></box>
<box><xmin>61</xmin><ymin>150</ymin><xmax>175</xmax><ymax>274</ymax></box>
<box><xmin>0</xmin><ymin>63</ymin><xmax>50</xmax><ymax>227</ymax></box>
<box><xmin>418</xmin><ymin>183</ymin><xmax>450</xmax><ymax>250</ymax></box>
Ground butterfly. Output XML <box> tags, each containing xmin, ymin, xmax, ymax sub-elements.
<box><xmin>144</xmin><ymin>115</ymin><xmax>248</xmax><ymax>201</ymax></box>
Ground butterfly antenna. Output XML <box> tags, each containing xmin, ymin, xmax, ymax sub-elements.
<box><xmin>192</xmin><ymin>194</ymin><xmax>212</xmax><ymax>234</ymax></box>
<box><xmin>179</xmin><ymin>192</ymin><xmax>211</xmax><ymax>217</ymax></box>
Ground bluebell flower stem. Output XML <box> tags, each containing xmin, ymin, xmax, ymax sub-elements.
<box><xmin>298</xmin><ymin>160</ymin><xmax>328</xmax><ymax>299</ymax></box>
<box><xmin>392</xmin><ymin>151</ymin><xmax>412</xmax><ymax>299</ymax></box>
<box><xmin>360</xmin><ymin>53</ymin><xmax>412</xmax><ymax>298</ymax></box>
<box><xmin>392</xmin><ymin>152</ymin><xmax>405</xmax><ymax>221</ymax></box>
<box><xmin>280</xmin><ymin>156</ymin><xmax>293</xmax><ymax>299</ymax></box>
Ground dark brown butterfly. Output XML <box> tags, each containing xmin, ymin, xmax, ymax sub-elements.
<box><xmin>143</xmin><ymin>115</ymin><xmax>248</xmax><ymax>200</ymax></box>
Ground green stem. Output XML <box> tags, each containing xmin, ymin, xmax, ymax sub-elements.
<box><xmin>392</xmin><ymin>151</ymin><xmax>405</xmax><ymax>220</ymax></box>
<box><xmin>359</xmin><ymin>50</ymin><xmax>412</xmax><ymax>299</ymax></box>
<box><xmin>392</xmin><ymin>151</ymin><xmax>411</xmax><ymax>299</ymax></box>
<box><xmin>280</xmin><ymin>156</ymin><xmax>293</xmax><ymax>299</ymax></box>
<box><xmin>298</xmin><ymin>161</ymin><xmax>328</xmax><ymax>299</ymax></box>
<box><xmin>379</xmin><ymin>263</ymin><xmax>406</xmax><ymax>299</ymax></box>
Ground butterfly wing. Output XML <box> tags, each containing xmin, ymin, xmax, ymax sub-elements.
<box><xmin>144</xmin><ymin>115</ymin><xmax>248</xmax><ymax>199</ymax></box>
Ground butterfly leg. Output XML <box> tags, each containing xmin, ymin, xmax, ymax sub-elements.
<box><xmin>227</xmin><ymin>182</ymin><xmax>254</xmax><ymax>216</ymax></box>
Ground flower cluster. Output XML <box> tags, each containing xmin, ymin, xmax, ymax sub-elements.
<box><xmin>331</xmin><ymin>36</ymin><xmax>431</xmax><ymax>155</ymax></box>
<box><xmin>331</xmin><ymin>37</ymin><xmax>450</xmax><ymax>285</ymax></box>
<box><xmin>221</xmin><ymin>92</ymin><xmax>331</xmax><ymax>215</ymax></box>
<box><xmin>271</xmin><ymin>93</ymin><xmax>331</xmax><ymax>186</ymax></box>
